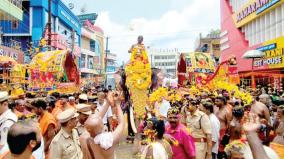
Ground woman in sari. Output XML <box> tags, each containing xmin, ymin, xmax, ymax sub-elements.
<box><xmin>140</xmin><ymin>118</ymin><xmax>173</xmax><ymax>159</ymax></box>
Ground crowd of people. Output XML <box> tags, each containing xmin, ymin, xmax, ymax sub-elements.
<box><xmin>133</xmin><ymin>85</ymin><xmax>284</xmax><ymax>159</ymax></box>
<box><xmin>0</xmin><ymin>86</ymin><xmax>125</xmax><ymax>159</ymax></box>
<box><xmin>0</xmin><ymin>81</ymin><xmax>284</xmax><ymax>159</ymax></box>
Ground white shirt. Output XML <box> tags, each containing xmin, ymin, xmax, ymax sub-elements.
<box><xmin>156</xmin><ymin>99</ymin><xmax>171</xmax><ymax>118</ymax></box>
<box><xmin>97</xmin><ymin>100</ymin><xmax>113</xmax><ymax>124</ymax></box>
<box><xmin>32</xmin><ymin>137</ymin><xmax>45</xmax><ymax>159</ymax></box>
<box><xmin>0</xmin><ymin>109</ymin><xmax>17</xmax><ymax>155</ymax></box>
<box><xmin>209</xmin><ymin>113</ymin><xmax>220</xmax><ymax>154</ymax></box>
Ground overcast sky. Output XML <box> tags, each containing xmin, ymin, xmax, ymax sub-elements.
<box><xmin>64</xmin><ymin>0</ymin><xmax>221</xmax><ymax>64</ymax></box>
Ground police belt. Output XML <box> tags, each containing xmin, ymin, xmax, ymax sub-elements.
<box><xmin>194</xmin><ymin>138</ymin><xmax>207</xmax><ymax>143</ymax></box>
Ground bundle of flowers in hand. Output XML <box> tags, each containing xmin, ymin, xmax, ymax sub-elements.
<box><xmin>149</xmin><ymin>87</ymin><xmax>168</xmax><ymax>104</ymax></box>
<box><xmin>168</xmin><ymin>90</ymin><xmax>182</xmax><ymax>103</ymax></box>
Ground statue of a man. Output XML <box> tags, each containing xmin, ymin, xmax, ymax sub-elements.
<box><xmin>128</xmin><ymin>35</ymin><xmax>145</xmax><ymax>54</ymax></box>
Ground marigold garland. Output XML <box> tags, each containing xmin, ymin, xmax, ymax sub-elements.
<box><xmin>125</xmin><ymin>46</ymin><xmax>151</xmax><ymax>90</ymax></box>
<box><xmin>125</xmin><ymin>45</ymin><xmax>152</xmax><ymax>117</ymax></box>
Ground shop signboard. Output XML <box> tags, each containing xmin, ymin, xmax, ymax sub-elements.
<box><xmin>253</xmin><ymin>36</ymin><xmax>284</xmax><ymax>69</ymax></box>
<box><xmin>78</xmin><ymin>13</ymin><xmax>98</xmax><ymax>24</ymax></box>
<box><xmin>44</xmin><ymin>32</ymin><xmax>81</xmax><ymax>56</ymax></box>
<box><xmin>232</xmin><ymin>0</ymin><xmax>284</xmax><ymax>28</ymax></box>
<box><xmin>0</xmin><ymin>45</ymin><xmax>24</xmax><ymax>63</ymax></box>
<box><xmin>58</xmin><ymin>6</ymin><xmax>80</xmax><ymax>33</ymax></box>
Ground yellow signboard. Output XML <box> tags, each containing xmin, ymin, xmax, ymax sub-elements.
<box><xmin>233</xmin><ymin>0</ymin><xmax>284</xmax><ymax>28</ymax></box>
<box><xmin>253</xmin><ymin>36</ymin><xmax>284</xmax><ymax>69</ymax></box>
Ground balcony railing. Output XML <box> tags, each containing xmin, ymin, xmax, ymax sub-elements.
<box><xmin>9</xmin><ymin>0</ymin><xmax>22</xmax><ymax>9</ymax></box>
<box><xmin>0</xmin><ymin>0</ymin><xmax>23</xmax><ymax>20</ymax></box>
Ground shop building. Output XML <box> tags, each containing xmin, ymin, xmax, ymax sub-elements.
<box><xmin>194</xmin><ymin>32</ymin><xmax>221</xmax><ymax>63</ymax></box>
<box><xmin>220</xmin><ymin>0</ymin><xmax>284</xmax><ymax>88</ymax></box>
<box><xmin>1</xmin><ymin>0</ymin><xmax>81</xmax><ymax>63</ymax></box>
<box><xmin>106</xmin><ymin>51</ymin><xmax>118</xmax><ymax>88</ymax></box>
<box><xmin>79</xmin><ymin>17</ymin><xmax>105</xmax><ymax>79</ymax></box>
<box><xmin>0</xmin><ymin>0</ymin><xmax>25</xmax><ymax>63</ymax></box>
<box><xmin>0</xmin><ymin>0</ymin><xmax>23</xmax><ymax>21</ymax></box>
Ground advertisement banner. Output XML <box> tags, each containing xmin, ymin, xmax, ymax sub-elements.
<box><xmin>232</xmin><ymin>0</ymin><xmax>284</xmax><ymax>28</ymax></box>
<box><xmin>253</xmin><ymin>36</ymin><xmax>284</xmax><ymax>69</ymax></box>
<box><xmin>0</xmin><ymin>45</ymin><xmax>24</xmax><ymax>63</ymax></box>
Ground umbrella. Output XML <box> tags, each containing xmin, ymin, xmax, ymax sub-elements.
<box><xmin>242</xmin><ymin>50</ymin><xmax>265</xmax><ymax>59</ymax></box>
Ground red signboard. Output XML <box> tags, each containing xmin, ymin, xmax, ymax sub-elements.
<box><xmin>44</xmin><ymin>32</ymin><xmax>81</xmax><ymax>56</ymax></box>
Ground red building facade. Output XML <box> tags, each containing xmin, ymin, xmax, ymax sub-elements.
<box><xmin>220</xmin><ymin>0</ymin><xmax>284</xmax><ymax>88</ymax></box>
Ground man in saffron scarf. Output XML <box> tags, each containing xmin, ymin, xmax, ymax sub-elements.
<box><xmin>165</xmin><ymin>107</ymin><xmax>196</xmax><ymax>159</ymax></box>
<box><xmin>31</xmin><ymin>100</ymin><xmax>57</xmax><ymax>156</ymax></box>
<box><xmin>177</xmin><ymin>53</ymin><xmax>187</xmax><ymax>87</ymax></box>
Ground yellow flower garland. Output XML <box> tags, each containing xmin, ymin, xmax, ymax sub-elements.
<box><xmin>149</xmin><ymin>87</ymin><xmax>168</xmax><ymax>104</ymax></box>
<box><xmin>125</xmin><ymin>46</ymin><xmax>151</xmax><ymax>90</ymax></box>
<box><xmin>168</xmin><ymin>90</ymin><xmax>182</xmax><ymax>103</ymax></box>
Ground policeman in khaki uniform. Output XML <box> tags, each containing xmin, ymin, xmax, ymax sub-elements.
<box><xmin>182</xmin><ymin>99</ymin><xmax>212</xmax><ymax>159</ymax></box>
<box><xmin>49</xmin><ymin>109</ymin><xmax>83</xmax><ymax>159</ymax></box>
<box><xmin>0</xmin><ymin>91</ymin><xmax>17</xmax><ymax>154</ymax></box>
<box><xmin>75</xmin><ymin>104</ymin><xmax>92</xmax><ymax>136</ymax></box>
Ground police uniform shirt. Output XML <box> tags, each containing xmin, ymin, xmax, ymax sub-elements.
<box><xmin>186</xmin><ymin>109</ymin><xmax>212</xmax><ymax>139</ymax></box>
<box><xmin>49</xmin><ymin>128</ymin><xmax>83</xmax><ymax>159</ymax></box>
<box><xmin>76</xmin><ymin>123</ymin><xmax>87</xmax><ymax>136</ymax></box>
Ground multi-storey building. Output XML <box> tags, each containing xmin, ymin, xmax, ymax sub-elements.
<box><xmin>221</xmin><ymin>0</ymin><xmax>284</xmax><ymax>88</ymax></box>
<box><xmin>105</xmin><ymin>52</ymin><xmax>117</xmax><ymax>88</ymax></box>
<box><xmin>79</xmin><ymin>15</ymin><xmax>104</xmax><ymax>79</ymax></box>
<box><xmin>1</xmin><ymin>0</ymin><xmax>81</xmax><ymax>62</ymax></box>
<box><xmin>0</xmin><ymin>0</ymin><xmax>25</xmax><ymax>63</ymax></box>
<box><xmin>148</xmin><ymin>48</ymin><xmax>179</xmax><ymax>77</ymax></box>
<box><xmin>195</xmin><ymin>32</ymin><xmax>221</xmax><ymax>63</ymax></box>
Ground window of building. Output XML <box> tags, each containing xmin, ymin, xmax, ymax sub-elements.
<box><xmin>242</xmin><ymin>4</ymin><xmax>284</xmax><ymax>46</ymax></box>
<box><xmin>80</xmin><ymin>54</ymin><xmax>86</xmax><ymax>68</ymax></box>
<box><xmin>213</xmin><ymin>44</ymin><xmax>220</xmax><ymax>50</ymax></box>
<box><xmin>95</xmin><ymin>40</ymin><xmax>101</xmax><ymax>56</ymax></box>
<box><xmin>88</xmin><ymin>55</ymin><xmax>94</xmax><ymax>69</ymax></box>
<box><xmin>90</xmin><ymin>40</ymin><xmax>96</xmax><ymax>52</ymax></box>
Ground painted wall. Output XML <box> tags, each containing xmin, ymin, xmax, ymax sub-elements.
<box><xmin>220</xmin><ymin>0</ymin><xmax>259</xmax><ymax>72</ymax></box>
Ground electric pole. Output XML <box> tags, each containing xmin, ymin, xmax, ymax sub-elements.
<box><xmin>104</xmin><ymin>36</ymin><xmax>109</xmax><ymax>87</ymax></box>
<box><xmin>48</xmin><ymin>0</ymin><xmax>52</xmax><ymax>50</ymax></box>
<box><xmin>71</xmin><ymin>29</ymin><xmax>75</xmax><ymax>53</ymax></box>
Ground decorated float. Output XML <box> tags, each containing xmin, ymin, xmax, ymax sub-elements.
<box><xmin>27</xmin><ymin>50</ymin><xmax>80</xmax><ymax>94</ymax></box>
<box><xmin>185</xmin><ymin>52</ymin><xmax>216</xmax><ymax>85</ymax></box>
<box><xmin>0</xmin><ymin>56</ymin><xmax>26</xmax><ymax>94</ymax></box>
